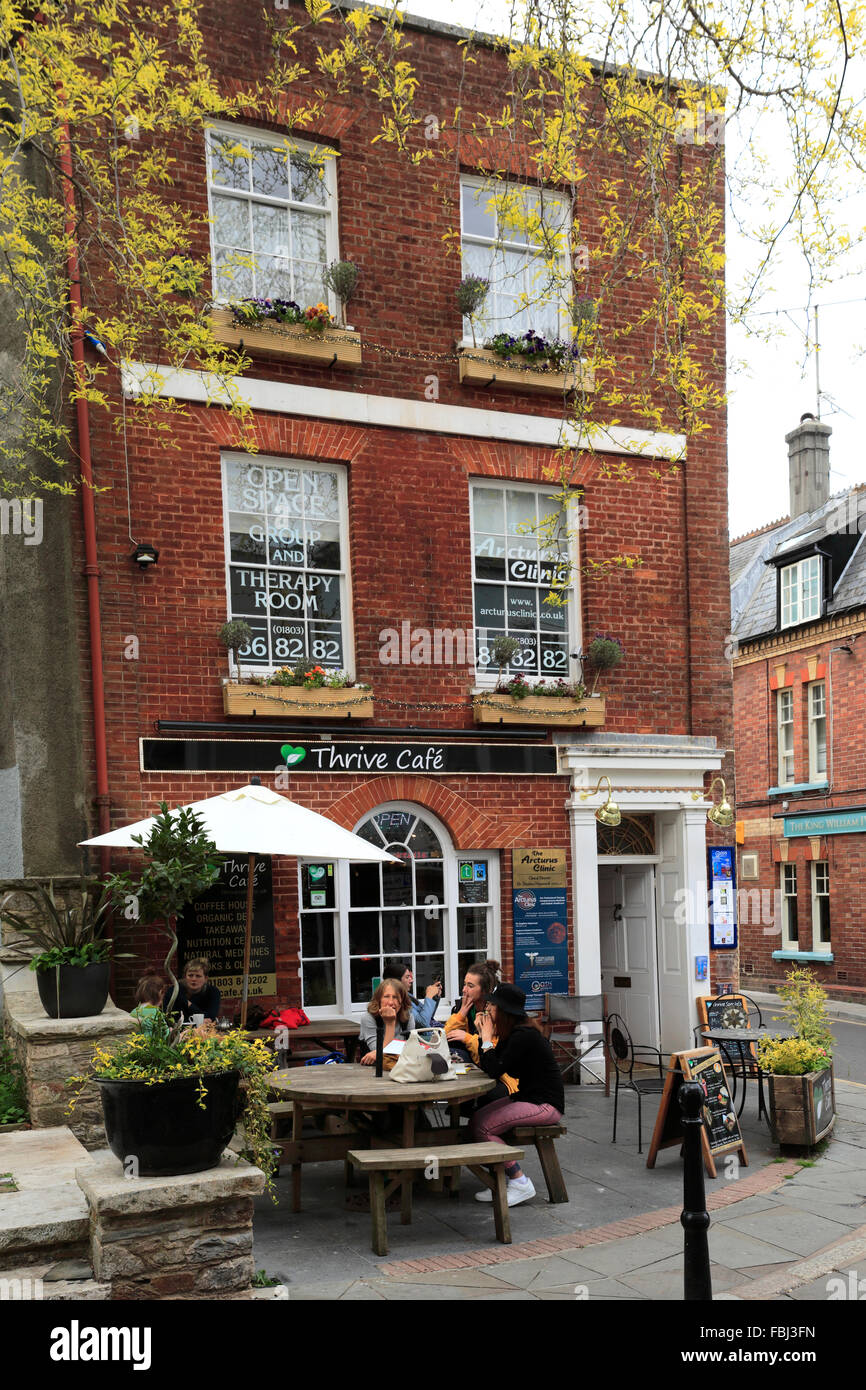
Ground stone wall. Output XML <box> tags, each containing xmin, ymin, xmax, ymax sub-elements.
<box><xmin>77</xmin><ymin>1152</ymin><xmax>265</xmax><ymax>1300</ymax></box>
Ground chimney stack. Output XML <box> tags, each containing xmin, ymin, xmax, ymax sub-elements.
<box><xmin>787</xmin><ymin>413</ymin><xmax>831</xmax><ymax>519</ymax></box>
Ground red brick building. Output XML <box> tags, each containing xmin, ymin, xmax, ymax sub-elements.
<box><xmin>731</xmin><ymin>416</ymin><xmax>866</xmax><ymax>1001</ymax></box>
<box><xmin>48</xmin><ymin>6</ymin><xmax>730</xmax><ymax>1046</ymax></box>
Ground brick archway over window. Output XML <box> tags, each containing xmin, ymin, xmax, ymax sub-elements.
<box><xmin>322</xmin><ymin>777</ymin><xmax>538</xmax><ymax>849</ymax></box>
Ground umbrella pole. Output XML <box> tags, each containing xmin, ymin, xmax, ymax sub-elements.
<box><xmin>239</xmin><ymin>852</ymin><xmax>255</xmax><ymax>1031</ymax></box>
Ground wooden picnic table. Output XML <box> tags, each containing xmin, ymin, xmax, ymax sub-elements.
<box><xmin>269</xmin><ymin>1062</ymin><xmax>495</xmax><ymax>1211</ymax></box>
<box><xmin>245</xmin><ymin>1017</ymin><xmax>360</xmax><ymax>1063</ymax></box>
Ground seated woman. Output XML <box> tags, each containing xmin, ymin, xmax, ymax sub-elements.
<box><xmin>470</xmin><ymin>982</ymin><xmax>565</xmax><ymax>1207</ymax></box>
<box><xmin>444</xmin><ymin>959</ymin><xmax>517</xmax><ymax>1103</ymax></box>
<box><xmin>162</xmin><ymin>958</ymin><xmax>221</xmax><ymax>1022</ymax></box>
<box><xmin>358</xmin><ymin>978</ymin><xmax>414</xmax><ymax>1065</ymax></box>
<box><xmin>382</xmin><ymin>960</ymin><xmax>442</xmax><ymax>1029</ymax></box>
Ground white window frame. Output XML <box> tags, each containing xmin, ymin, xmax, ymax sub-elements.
<box><xmin>470</xmin><ymin>479</ymin><xmax>582</xmax><ymax>687</ymax></box>
<box><xmin>777</xmin><ymin>687</ymin><xmax>795</xmax><ymax>786</ymax></box>
<box><xmin>780</xmin><ymin>556</ymin><xmax>822</xmax><ymax>628</ymax></box>
<box><xmin>459</xmin><ymin>174</ymin><xmax>572</xmax><ymax>344</ymax></box>
<box><xmin>807</xmin><ymin>680</ymin><xmax>827</xmax><ymax>782</ymax></box>
<box><xmin>305</xmin><ymin>803</ymin><xmax>501</xmax><ymax>1020</ymax></box>
<box><xmin>205</xmin><ymin>119</ymin><xmax>340</xmax><ymax>311</ymax></box>
<box><xmin>810</xmin><ymin>860</ymin><xmax>831</xmax><ymax>954</ymax></box>
<box><xmin>781</xmin><ymin>863</ymin><xmax>798</xmax><ymax>950</ymax></box>
<box><xmin>221</xmin><ymin>452</ymin><xmax>355</xmax><ymax>679</ymax></box>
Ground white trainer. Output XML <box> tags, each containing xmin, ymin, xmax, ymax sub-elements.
<box><xmin>474</xmin><ymin>1175</ymin><xmax>536</xmax><ymax>1205</ymax></box>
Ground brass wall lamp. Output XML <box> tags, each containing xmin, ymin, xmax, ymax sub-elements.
<box><xmin>707</xmin><ymin>777</ymin><xmax>734</xmax><ymax>828</ymax></box>
<box><xmin>579</xmin><ymin>775</ymin><xmax>621</xmax><ymax>826</ymax></box>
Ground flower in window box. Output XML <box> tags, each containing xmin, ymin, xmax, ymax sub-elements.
<box><xmin>302</xmin><ymin>666</ymin><xmax>328</xmax><ymax>688</ymax></box>
<box><xmin>303</xmin><ymin>302</ymin><xmax>334</xmax><ymax>333</ymax></box>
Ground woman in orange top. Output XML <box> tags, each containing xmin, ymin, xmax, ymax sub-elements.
<box><xmin>444</xmin><ymin>959</ymin><xmax>518</xmax><ymax>1098</ymax></box>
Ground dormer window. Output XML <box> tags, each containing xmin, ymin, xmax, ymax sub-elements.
<box><xmin>780</xmin><ymin>555</ymin><xmax>821</xmax><ymax>628</ymax></box>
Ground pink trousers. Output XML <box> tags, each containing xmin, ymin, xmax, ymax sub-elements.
<box><xmin>469</xmin><ymin>1096</ymin><xmax>563</xmax><ymax>1150</ymax></box>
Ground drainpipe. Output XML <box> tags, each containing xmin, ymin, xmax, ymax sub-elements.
<box><xmin>57</xmin><ymin>113</ymin><xmax>112</xmax><ymax>872</ymax></box>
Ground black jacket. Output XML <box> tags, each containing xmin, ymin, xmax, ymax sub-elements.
<box><xmin>163</xmin><ymin>981</ymin><xmax>222</xmax><ymax>1022</ymax></box>
<box><xmin>478</xmin><ymin>1024</ymin><xmax>565</xmax><ymax>1111</ymax></box>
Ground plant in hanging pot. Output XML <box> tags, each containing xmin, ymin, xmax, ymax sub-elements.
<box><xmin>757</xmin><ymin>967</ymin><xmax>835</xmax><ymax>1147</ymax></box>
<box><xmin>583</xmin><ymin>633</ymin><xmax>624</xmax><ymax>694</ymax></box>
<box><xmin>0</xmin><ymin>879</ymin><xmax>116</xmax><ymax>1019</ymax></box>
<box><xmin>69</xmin><ymin>1014</ymin><xmax>276</xmax><ymax>1179</ymax></box>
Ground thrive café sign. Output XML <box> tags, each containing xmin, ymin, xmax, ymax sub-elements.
<box><xmin>141</xmin><ymin>740</ymin><xmax>561</xmax><ymax>776</ymax></box>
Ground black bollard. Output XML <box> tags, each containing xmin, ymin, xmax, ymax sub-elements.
<box><xmin>679</xmin><ymin>1080</ymin><xmax>712</xmax><ymax>1301</ymax></box>
<box><xmin>375</xmin><ymin>1013</ymin><xmax>384</xmax><ymax>1078</ymax></box>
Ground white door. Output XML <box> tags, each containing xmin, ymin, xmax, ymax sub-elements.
<box><xmin>599</xmin><ymin>865</ymin><xmax>660</xmax><ymax>1049</ymax></box>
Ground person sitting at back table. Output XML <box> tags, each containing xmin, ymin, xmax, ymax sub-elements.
<box><xmin>163</xmin><ymin>958</ymin><xmax>221</xmax><ymax>1022</ymax></box>
<box><xmin>444</xmin><ymin>959</ymin><xmax>517</xmax><ymax>1103</ymax></box>
<box><xmin>470</xmin><ymin>982</ymin><xmax>565</xmax><ymax>1207</ymax></box>
<box><xmin>130</xmin><ymin>973</ymin><xmax>165</xmax><ymax>1034</ymax></box>
<box><xmin>358</xmin><ymin>979</ymin><xmax>414</xmax><ymax>1065</ymax></box>
<box><xmin>382</xmin><ymin>960</ymin><xmax>442</xmax><ymax>1029</ymax></box>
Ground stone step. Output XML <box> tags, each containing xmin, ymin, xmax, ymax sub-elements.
<box><xmin>0</xmin><ymin>1127</ymin><xmax>90</xmax><ymax>1264</ymax></box>
<box><xmin>0</xmin><ymin>1262</ymin><xmax>110</xmax><ymax>1300</ymax></box>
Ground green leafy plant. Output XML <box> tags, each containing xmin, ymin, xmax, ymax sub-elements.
<box><xmin>218</xmin><ymin>620</ymin><xmax>253</xmax><ymax>668</ymax></box>
<box><xmin>322</xmin><ymin>259</ymin><xmax>359</xmax><ymax>324</ymax></box>
<box><xmin>69</xmin><ymin>1015</ymin><xmax>277</xmax><ymax>1191</ymax></box>
<box><xmin>584</xmin><ymin>634</ymin><xmax>624</xmax><ymax>693</ymax></box>
<box><xmin>756</xmin><ymin>1035</ymin><xmax>831</xmax><ymax>1076</ymax></box>
<box><xmin>774</xmin><ymin>966</ymin><xmax>834</xmax><ymax>1052</ymax></box>
<box><xmin>252</xmin><ymin>1269</ymin><xmax>281</xmax><ymax>1287</ymax></box>
<box><xmin>104</xmin><ymin>805</ymin><xmax>223</xmax><ymax>1016</ymax></box>
<box><xmin>457</xmin><ymin>274</ymin><xmax>489</xmax><ymax>346</ymax></box>
<box><xmin>0</xmin><ymin>879</ymin><xmax>113</xmax><ymax>965</ymax></box>
<box><xmin>488</xmin><ymin>634</ymin><xmax>520</xmax><ymax>683</ymax></box>
<box><xmin>0</xmin><ymin>1042</ymin><xmax>27</xmax><ymax>1126</ymax></box>
<box><xmin>268</xmin><ymin>665</ymin><xmax>365</xmax><ymax>691</ymax></box>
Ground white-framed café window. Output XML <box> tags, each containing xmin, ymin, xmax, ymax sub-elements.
<box><xmin>807</xmin><ymin>680</ymin><xmax>827</xmax><ymax>781</ymax></box>
<box><xmin>777</xmin><ymin>688</ymin><xmax>795</xmax><ymax>786</ymax></box>
<box><xmin>471</xmin><ymin>479</ymin><xmax>581</xmax><ymax>685</ymax></box>
<box><xmin>810</xmin><ymin>860</ymin><xmax>831</xmax><ymax>954</ymax></box>
<box><xmin>780</xmin><ymin>862</ymin><xmax>798</xmax><ymax>950</ymax></box>
<box><xmin>297</xmin><ymin>804</ymin><xmax>500</xmax><ymax>1018</ymax></box>
<box><xmin>459</xmin><ymin>175</ymin><xmax>571</xmax><ymax>343</ymax></box>
<box><xmin>221</xmin><ymin>453</ymin><xmax>354</xmax><ymax>675</ymax></box>
<box><xmin>205</xmin><ymin>120</ymin><xmax>339</xmax><ymax>310</ymax></box>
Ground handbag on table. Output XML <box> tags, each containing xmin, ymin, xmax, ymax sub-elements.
<box><xmin>388</xmin><ymin>1028</ymin><xmax>458</xmax><ymax>1084</ymax></box>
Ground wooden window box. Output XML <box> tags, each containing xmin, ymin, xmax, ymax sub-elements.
<box><xmin>472</xmin><ymin>693</ymin><xmax>606</xmax><ymax>727</ymax></box>
<box><xmin>210</xmin><ymin>308</ymin><xmax>362</xmax><ymax>367</ymax></box>
<box><xmin>457</xmin><ymin>346</ymin><xmax>594</xmax><ymax>395</ymax></box>
<box><xmin>767</xmin><ymin>1066</ymin><xmax>835</xmax><ymax>1146</ymax></box>
<box><xmin>223</xmin><ymin>683</ymin><xmax>374</xmax><ymax>719</ymax></box>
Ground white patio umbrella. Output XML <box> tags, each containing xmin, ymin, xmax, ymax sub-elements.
<box><xmin>80</xmin><ymin>781</ymin><xmax>397</xmax><ymax>1026</ymax></box>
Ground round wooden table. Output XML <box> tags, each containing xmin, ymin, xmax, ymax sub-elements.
<box><xmin>269</xmin><ymin>1063</ymin><xmax>496</xmax><ymax>1211</ymax></box>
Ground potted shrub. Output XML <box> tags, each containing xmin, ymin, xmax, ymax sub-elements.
<box><xmin>0</xmin><ymin>879</ymin><xmax>115</xmax><ymax>1019</ymax></box>
<box><xmin>757</xmin><ymin>968</ymin><xmax>835</xmax><ymax>1146</ymax></box>
<box><xmin>218</xmin><ymin>619</ymin><xmax>253</xmax><ymax>676</ymax></box>
<box><xmin>69</xmin><ymin>1014</ymin><xmax>276</xmax><ymax>1179</ymax></box>
<box><xmin>583</xmin><ymin>634</ymin><xmax>624</xmax><ymax>694</ymax></box>
<box><xmin>456</xmin><ymin>274</ymin><xmax>489</xmax><ymax>346</ymax></box>
<box><xmin>322</xmin><ymin>259</ymin><xmax>359</xmax><ymax>328</ymax></box>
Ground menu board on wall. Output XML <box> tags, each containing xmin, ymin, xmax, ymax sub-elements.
<box><xmin>708</xmin><ymin>845</ymin><xmax>737</xmax><ymax>949</ymax></box>
<box><xmin>177</xmin><ymin>856</ymin><xmax>277</xmax><ymax>1000</ymax></box>
<box><xmin>511</xmin><ymin>849</ymin><xmax>569</xmax><ymax>1012</ymax></box>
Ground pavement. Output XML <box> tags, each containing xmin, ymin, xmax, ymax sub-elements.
<box><xmin>252</xmin><ymin>995</ymin><xmax>866</xmax><ymax>1301</ymax></box>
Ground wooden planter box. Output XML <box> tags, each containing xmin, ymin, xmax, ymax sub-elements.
<box><xmin>223</xmin><ymin>682</ymin><xmax>374</xmax><ymax>720</ymax></box>
<box><xmin>767</xmin><ymin>1066</ymin><xmax>835</xmax><ymax>1146</ymax></box>
<box><xmin>457</xmin><ymin>346</ymin><xmax>594</xmax><ymax>395</ymax></box>
<box><xmin>472</xmin><ymin>692</ymin><xmax>606</xmax><ymax>726</ymax></box>
<box><xmin>209</xmin><ymin>308</ymin><xmax>362</xmax><ymax>367</ymax></box>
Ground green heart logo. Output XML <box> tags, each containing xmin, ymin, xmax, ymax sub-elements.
<box><xmin>309</xmin><ymin>865</ymin><xmax>325</xmax><ymax>880</ymax></box>
<box><xmin>281</xmin><ymin>744</ymin><xmax>307</xmax><ymax>766</ymax></box>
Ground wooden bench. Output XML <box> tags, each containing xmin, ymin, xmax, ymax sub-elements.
<box><xmin>507</xmin><ymin>1125</ymin><xmax>569</xmax><ymax>1204</ymax></box>
<box><xmin>347</xmin><ymin>1142</ymin><xmax>524</xmax><ymax>1255</ymax></box>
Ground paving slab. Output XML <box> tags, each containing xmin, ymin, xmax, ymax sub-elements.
<box><xmin>714</xmin><ymin>1206</ymin><xmax>854</xmax><ymax>1257</ymax></box>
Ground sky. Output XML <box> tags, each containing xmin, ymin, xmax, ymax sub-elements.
<box><xmin>395</xmin><ymin>0</ymin><xmax>866</xmax><ymax>540</ymax></box>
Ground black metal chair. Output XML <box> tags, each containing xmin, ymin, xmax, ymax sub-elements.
<box><xmin>606</xmin><ymin>1013</ymin><xmax>666</xmax><ymax>1153</ymax></box>
<box><xmin>694</xmin><ymin>992</ymin><xmax>763</xmax><ymax>1117</ymax></box>
<box><xmin>539</xmin><ymin>993</ymin><xmax>609</xmax><ymax>1093</ymax></box>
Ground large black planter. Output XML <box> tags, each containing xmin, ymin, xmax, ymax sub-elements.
<box><xmin>96</xmin><ymin>1071</ymin><xmax>241</xmax><ymax>1176</ymax></box>
<box><xmin>36</xmin><ymin>961</ymin><xmax>110</xmax><ymax>1019</ymax></box>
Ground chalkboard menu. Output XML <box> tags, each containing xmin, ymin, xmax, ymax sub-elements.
<box><xmin>177</xmin><ymin>856</ymin><xmax>276</xmax><ymax>1000</ymax></box>
<box><xmin>646</xmin><ymin>1047</ymin><xmax>748</xmax><ymax>1179</ymax></box>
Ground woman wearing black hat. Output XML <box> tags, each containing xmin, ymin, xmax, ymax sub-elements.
<box><xmin>469</xmin><ymin>982</ymin><xmax>565</xmax><ymax>1207</ymax></box>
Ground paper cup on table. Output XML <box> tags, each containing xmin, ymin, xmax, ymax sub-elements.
<box><xmin>192</xmin><ymin>1013</ymin><xmax>205</xmax><ymax>1025</ymax></box>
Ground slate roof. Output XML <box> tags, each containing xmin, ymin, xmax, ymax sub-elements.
<box><xmin>730</xmin><ymin>486</ymin><xmax>866</xmax><ymax>644</ymax></box>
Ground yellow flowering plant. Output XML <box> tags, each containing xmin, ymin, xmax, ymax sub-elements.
<box><xmin>69</xmin><ymin>1015</ymin><xmax>278</xmax><ymax>1189</ymax></box>
<box><xmin>756</xmin><ymin>1035</ymin><xmax>832</xmax><ymax>1077</ymax></box>
<box><xmin>757</xmin><ymin>967</ymin><xmax>834</xmax><ymax>1077</ymax></box>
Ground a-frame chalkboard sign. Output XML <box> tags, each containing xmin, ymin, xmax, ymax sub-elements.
<box><xmin>646</xmin><ymin>1047</ymin><xmax>748</xmax><ymax>1178</ymax></box>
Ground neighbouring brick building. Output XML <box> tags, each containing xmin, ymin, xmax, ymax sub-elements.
<box><xmin>731</xmin><ymin>415</ymin><xmax>866</xmax><ymax>1002</ymax></box>
<box><xmin>10</xmin><ymin>4</ymin><xmax>732</xmax><ymax>1049</ymax></box>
